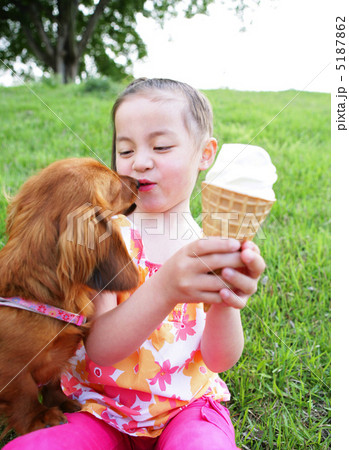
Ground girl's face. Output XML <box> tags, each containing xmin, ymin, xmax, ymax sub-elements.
<box><xmin>114</xmin><ymin>94</ymin><xmax>211</xmax><ymax>214</ymax></box>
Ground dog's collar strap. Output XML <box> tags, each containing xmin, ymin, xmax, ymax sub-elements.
<box><xmin>0</xmin><ymin>296</ymin><xmax>87</xmax><ymax>326</ymax></box>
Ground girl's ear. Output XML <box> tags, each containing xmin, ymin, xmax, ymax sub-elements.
<box><xmin>199</xmin><ymin>138</ymin><xmax>218</xmax><ymax>171</ymax></box>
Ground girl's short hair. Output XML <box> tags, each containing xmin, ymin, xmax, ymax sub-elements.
<box><xmin>111</xmin><ymin>78</ymin><xmax>213</xmax><ymax>170</ymax></box>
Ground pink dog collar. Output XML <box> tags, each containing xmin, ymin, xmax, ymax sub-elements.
<box><xmin>0</xmin><ymin>296</ymin><xmax>87</xmax><ymax>326</ymax></box>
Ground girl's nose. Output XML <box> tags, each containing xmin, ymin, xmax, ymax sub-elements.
<box><xmin>132</xmin><ymin>150</ymin><xmax>154</xmax><ymax>172</ymax></box>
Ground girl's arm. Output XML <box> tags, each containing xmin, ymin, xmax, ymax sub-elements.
<box><xmin>86</xmin><ymin>272</ymin><xmax>177</xmax><ymax>366</ymax></box>
<box><xmin>86</xmin><ymin>237</ymin><xmax>243</xmax><ymax>366</ymax></box>
<box><xmin>201</xmin><ymin>305</ymin><xmax>244</xmax><ymax>373</ymax></box>
<box><xmin>201</xmin><ymin>242</ymin><xmax>266</xmax><ymax>373</ymax></box>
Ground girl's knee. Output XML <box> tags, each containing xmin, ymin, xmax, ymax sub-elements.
<box><xmin>157</xmin><ymin>399</ymin><xmax>239</xmax><ymax>450</ymax></box>
<box><xmin>3</xmin><ymin>429</ymin><xmax>66</xmax><ymax>450</ymax></box>
<box><xmin>157</xmin><ymin>425</ymin><xmax>236</xmax><ymax>450</ymax></box>
<box><xmin>2</xmin><ymin>412</ymin><xmax>120</xmax><ymax>450</ymax></box>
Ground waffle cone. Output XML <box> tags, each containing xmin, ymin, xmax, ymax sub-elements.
<box><xmin>201</xmin><ymin>182</ymin><xmax>275</xmax><ymax>312</ymax></box>
<box><xmin>201</xmin><ymin>182</ymin><xmax>275</xmax><ymax>241</ymax></box>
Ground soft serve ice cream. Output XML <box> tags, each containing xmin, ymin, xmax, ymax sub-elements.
<box><xmin>201</xmin><ymin>143</ymin><xmax>277</xmax><ymax>242</ymax></box>
<box><xmin>204</xmin><ymin>144</ymin><xmax>277</xmax><ymax>201</ymax></box>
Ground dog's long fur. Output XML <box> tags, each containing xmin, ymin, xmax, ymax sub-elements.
<box><xmin>0</xmin><ymin>158</ymin><xmax>139</xmax><ymax>435</ymax></box>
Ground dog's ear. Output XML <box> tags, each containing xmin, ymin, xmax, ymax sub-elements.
<box><xmin>57</xmin><ymin>209</ymin><xmax>139</xmax><ymax>299</ymax></box>
<box><xmin>56</xmin><ymin>215</ymin><xmax>97</xmax><ymax>311</ymax></box>
<box><xmin>86</xmin><ymin>226</ymin><xmax>139</xmax><ymax>292</ymax></box>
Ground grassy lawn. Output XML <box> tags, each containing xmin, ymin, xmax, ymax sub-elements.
<box><xmin>0</xmin><ymin>80</ymin><xmax>330</xmax><ymax>448</ymax></box>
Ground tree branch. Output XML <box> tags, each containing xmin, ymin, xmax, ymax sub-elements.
<box><xmin>10</xmin><ymin>0</ymin><xmax>55</xmax><ymax>67</ymax></box>
<box><xmin>22</xmin><ymin>25</ymin><xmax>53</xmax><ymax>69</ymax></box>
<box><xmin>27</xmin><ymin>3</ymin><xmax>55</xmax><ymax>60</ymax></box>
<box><xmin>78</xmin><ymin>0</ymin><xmax>111</xmax><ymax>57</ymax></box>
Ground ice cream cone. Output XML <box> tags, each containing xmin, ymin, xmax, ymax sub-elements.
<box><xmin>201</xmin><ymin>181</ymin><xmax>275</xmax><ymax>312</ymax></box>
<box><xmin>201</xmin><ymin>182</ymin><xmax>275</xmax><ymax>241</ymax></box>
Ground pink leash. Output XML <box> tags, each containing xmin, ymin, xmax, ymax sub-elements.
<box><xmin>0</xmin><ymin>296</ymin><xmax>87</xmax><ymax>326</ymax></box>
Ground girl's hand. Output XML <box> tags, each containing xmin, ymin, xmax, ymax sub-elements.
<box><xmin>218</xmin><ymin>240</ymin><xmax>266</xmax><ymax>309</ymax></box>
<box><xmin>157</xmin><ymin>236</ymin><xmax>245</xmax><ymax>308</ymax></box>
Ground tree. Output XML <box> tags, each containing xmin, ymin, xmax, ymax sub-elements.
<box><xmin>0</xmin><ymin>0</ymin><xmax>260</xmax><ymax>84</ymax></box>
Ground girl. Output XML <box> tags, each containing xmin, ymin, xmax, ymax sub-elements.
<box><xmin>5</xmin><ymin>79</ymin><xmax>266</xmax><ymax>449</ymax></box>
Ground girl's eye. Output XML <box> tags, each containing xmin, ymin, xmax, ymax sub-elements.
<box><xmin>154</xmin><ymin>146</ymin><xmax>173</xmax><ymax>151</ymax></box>
<box><xmin>118</xmin><ymin>150</ymin><xmax>133</xmax><ymax>157</ymax></box>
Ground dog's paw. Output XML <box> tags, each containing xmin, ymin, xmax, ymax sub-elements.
<box><xmin>29</xmin><ymin>407</ymin><xmax>68</xmax><ymax>432</ymax></box>
<box><xmin>60</xmin><ymin>398</ymin><xmax>81</xmax><ymax>413</ymax></box>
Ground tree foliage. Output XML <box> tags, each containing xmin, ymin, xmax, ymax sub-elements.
<box><xmin>0</xmin><ymin>0</ymin><xmax>260</xmax><ymax>83</ymax></box>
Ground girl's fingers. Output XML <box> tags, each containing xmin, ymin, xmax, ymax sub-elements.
<box><xmin>220</xmin><ymin>268</ymin><xmax>258</xmax><ymax>297</ymax></box>
<box><xmin>190</xmin><ymin>239</ymin><xmax>264</xmax><ymax>278</ymax></box>
<box><xmin>184</xmin><ymin>289</ymin><xmax>226</xmax><ymax>306</ymax></box>
<box><xmin>219</xmin><ymin>288</ymin><xmax>248</xmax><ymax>309</ymax></box>
<box><xmin>241</xmin><ymin>240</ymin><xmax>261</xmax><ymax>255</ymax></box>
<box><xmin>197</xmin><ymin>273</ymin><xmax>235</xmax><ymax>292</ymax></box>
<box><xmin>197</xmin><ymin>252</ymin><xmax>245</xmax><ymax>273</ymax></box>
<box><xmin>199</xmin><ymin>292</ymin><xmax>226</xmax><ymax>305</ymax></box>
<box><xmin>240</xmin><ymin>249</ymin><xmax>266</xmax><ymax>279</ymax></box>
<box><xmin>190</xmin><ymin>236</ymin><xmax>241</xmax><ymax>257</ymax></box>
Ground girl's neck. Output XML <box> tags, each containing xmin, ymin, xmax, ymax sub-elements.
<box><xmin>130</xmin><ymin>198</ymin><xmax>191</xmax><ymax>231</ymax></box>
<box><xmin>128</xmin><ymin>201</ymin><xmax>202</xmax><ymax>264</ymax></box>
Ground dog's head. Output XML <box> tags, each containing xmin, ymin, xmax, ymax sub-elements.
<box><xmin>4</xmin><ymin>158</ymin><xmax>139</xmax><ymax>313</ymax></box>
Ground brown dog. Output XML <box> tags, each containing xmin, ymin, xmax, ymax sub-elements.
<box><xmin>0</xmin><ymin>158</ymin><xmax>139</xmax><ymax>436</ymax></box>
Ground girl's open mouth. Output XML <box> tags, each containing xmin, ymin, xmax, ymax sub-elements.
<box><xmin>138</xmin><ymin>179</ymin><xmax>156</xmax><ymax>192</ymax></box>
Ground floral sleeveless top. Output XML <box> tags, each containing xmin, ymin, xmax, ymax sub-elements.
<box><xmin>61</xmin><ymin>215</ymin><xmax>230</xmax><ymax>438</ymax></box>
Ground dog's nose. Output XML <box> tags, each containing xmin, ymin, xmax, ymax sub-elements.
<box><xmin>121</xmin><ymin>175</ymin><xmax>139</xmax><ymax>192</ymax></box>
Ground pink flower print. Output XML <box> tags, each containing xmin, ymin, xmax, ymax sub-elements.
<box><xmin>149</xmin><ymin>360</ymin><xmax>179</xmax><ymax>391</ymax></box>
<box><xmin>182</xmin><ymin>350</ymin><xmax>197</xmax><ymax>371</ymax></box>
<box><xmin>100</xmin><ymin>411</ymin><xmax>119</xmax><ymax>427</ymax></box>
<box><xmin>60</xmin><ymin>373</ymin><xmax>82</xmax><ymax>397</ymax></box>
<box><xmin>103</xmin><ymin>385</ymin><xmax>151</xmax><ymax>409</ymax></box>
<box><xmin>145</xmin><ymin>260</ymin><xmax>161</xmax><ymax>277</ymax></box>
<box><xmin>173</xmin><ymin>314</ymin><xmax>196</xmax><ymax>341</ymax></box>
<box><xmin>86</xmin><ymin>358</ymin><xmax>115</xmax><ymax>384</ymax></box>
<box><xmin>38</xmin><ymin>305</ymin><xmax>47</xmax><ymax>313</ymax></box>
<box><xmin>158</xmin><ymin>394</ymin><xmax>182</xmax><ymax>409</ymax></box>
<box><xmin>218</xmin><ymin>378</ymin><xmax>227</xmax><ymax>389</ymax></box>
<box><xmin>131</xmin><ymin>229</ymin><xmax>145</xmax><ymax>261</ymax></box>
<box><xmin>122</xmin><ymin>420</ymin><xmax>139</xmax><ymax>434</ymax></box>
<box><xmin>172</xmin><ymin>309</ymin><xmax>182</xmax><ymax>322</ymax></box>
<box><xmin>101</xmin><ymin>395</ymin><xmax>142</xmax><ymax>418</ymax></box>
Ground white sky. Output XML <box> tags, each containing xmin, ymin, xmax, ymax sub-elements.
<box><xmin>133</xmin><ymin>0</ymin><xmax>332</xmax><ymax>92</ymax></box>
<box><xmin>0</xmin><ymin>0</ymin><xmax>332</xmax><ymax>92</ymax></box>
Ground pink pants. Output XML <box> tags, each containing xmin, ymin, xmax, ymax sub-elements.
<box><xmin>4</xmin><ymin>397</ymin><xmax>240</xmax><ymax>449</ymax></box>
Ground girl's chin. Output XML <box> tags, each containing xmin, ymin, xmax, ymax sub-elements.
<box><xmin>135</xmin><ymin>200</ymin><xmax>164</xmax><ymax>214</ymax></box>
<box><xmin>135</xmin><ymin>192</ymin><xmax>188</xmax><ymax>215</ymax></box>
<box><xmin>136</xmin><ymin>203</ymin><xmax>188</xmax><ymax>216</ymax></box>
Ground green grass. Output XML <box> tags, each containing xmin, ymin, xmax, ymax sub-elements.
<box><xmin>0</xmin><ymin>81</ymin><xmax>330</xmax><ymax>448</ymax></box>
